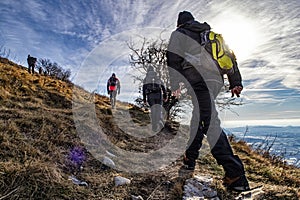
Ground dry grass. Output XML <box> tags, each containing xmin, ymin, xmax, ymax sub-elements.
<box><xmin>0</xmin><ymin>58</ymin><xmax>299</xmax><ymax>199</ymax></box>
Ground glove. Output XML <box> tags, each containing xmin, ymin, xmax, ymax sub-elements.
<box><xmin>231</xmin><ymin>86</ymin><xmax>243</xmax><ymax>97</ymax></box>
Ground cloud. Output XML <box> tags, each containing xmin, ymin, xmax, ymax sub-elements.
<box><xmin>204</xmin><ymin>0</ymin><xmax>300</xmax><ymax>93</ymax></box>
<box><xmin>1</xmin><ymin>0</ymin><xmax>299</xmax><ymax>121</ymax></box>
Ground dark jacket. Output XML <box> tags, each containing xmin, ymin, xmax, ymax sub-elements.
<box><xmin>142</xmin><ymin>70</ymin><xmax>167</xmax><ymax>102</ymax></box>
<box><xmin>167</xmin><ymin>20</ymin><xmax>242</xmax><ymax>90</ymax></box>
<box><xmin>27</xmin><ymin>56</ymin><xmax>37</xmax><ymax>66</ymax></box>
<box><xmin>107</xmin><ymin>76</ymin><xmax>120</xmax><ymax>94</ymax></box>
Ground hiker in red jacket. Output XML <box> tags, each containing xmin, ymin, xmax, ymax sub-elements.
<box><xmin>107</xmin><ymin>73</ymin><xmax>120</xmax><ymax>109</ymax></box>
<box><xmin>166</xmin><ymin>11</ymin><xmax>249</xmax><ymax>192</ymax></box>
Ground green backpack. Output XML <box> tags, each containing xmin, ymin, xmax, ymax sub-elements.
<box><xmin>201</xmin><ymin>30</ymin><xmax>236</xmax><ymax>75</ymax></box>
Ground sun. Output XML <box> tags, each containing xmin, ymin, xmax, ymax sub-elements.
<box><xmin>211</xmin><ymin>14</ymin><xmax>260</xmax><ymax>61</ymax></box>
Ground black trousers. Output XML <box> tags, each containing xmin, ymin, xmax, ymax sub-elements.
<box><xmin>28</xmin><ymin>64</ymin><xmax>35</xmax><ymax>74</ymax></box>
<box><xmin>183</xmin><ymin>67</ymin><xmax>245</xmax><ymax>178</ymax></box>
<box><xmin>147</xmin><ymin>93</ymin><xmax>163</xmax><ymax>130</ymax></box>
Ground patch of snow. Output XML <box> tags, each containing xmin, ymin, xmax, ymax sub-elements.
<box><xmin>183</xmin><ymin>175</ymin><xmax>219</xmax><ymax>200</ymax></box>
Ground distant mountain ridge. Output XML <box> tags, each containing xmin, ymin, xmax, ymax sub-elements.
<box><xmin>228</xmin><ymin>125</ymin><xmax>300</xmax><ymax>129</ymax></box>
<box><xmin>226</xmin><ymin>126</ymin><xmax>300</xmax><ymax>167</ymax></box>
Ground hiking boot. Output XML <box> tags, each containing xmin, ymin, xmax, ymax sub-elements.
<box><xmin>223</xmin><ymin>175</ymin><xmax>250</xmax><ymax>192</ymax></box>
<box><xmin>183</xmin><ymin>156</ymin><xmax>195</xmax><ymax>170</ymax></box>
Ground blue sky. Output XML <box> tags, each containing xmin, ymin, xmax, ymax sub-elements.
<box><xmin>1</xmin><ymin>0</ymin><xmax>300</xmax><ymax>127</ymax></box>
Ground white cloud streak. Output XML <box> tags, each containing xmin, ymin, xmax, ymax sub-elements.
<box><xmin>1</xmin><ymin>0</ymin><xmax>299</xmax><ymax>125</ymax></box>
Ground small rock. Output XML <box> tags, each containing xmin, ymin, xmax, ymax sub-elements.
<box><xmin>202</xmin><ymin>187</ymin><xmax>218</xmax><ymax>198</ymax></box>
<box><xmin>68</xmin><ymin>175</ymin><xmax>88</xmax><ymax>187</ymax></box>
<box><xmin>103</xmin><ymin>156</ymin><xmax>115</xmax><ymax>168</ymax></box>
<box><xmin>114</xmin><ymin>176</ymin><xmax>131</xmax><ymax>186</ymax></box>
<box><xmin>131</xmin><ymin>195</ymin><xmax>144</xmax><ymax>200</ymax></box>
<box><xmin>106</xmin><ymin>150</ymin><xmax>116</xmax><ymax>157</ymax></box>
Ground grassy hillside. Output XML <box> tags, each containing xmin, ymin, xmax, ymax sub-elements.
<box><xmin>0</xmin><ymin>57</ymin><xmax>299</xmax><ymax>199</ymax></box>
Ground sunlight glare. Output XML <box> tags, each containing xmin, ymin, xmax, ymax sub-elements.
<box><xmin>211</xmin><ymin>14</ymin><xmax>259</xmax><ymax>61</ymax></box>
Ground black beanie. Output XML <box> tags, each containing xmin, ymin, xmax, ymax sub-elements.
<box><xmin>177</xmin><ymin>11</ymin><xmax>194</xmax><ymax>27</ymax></box>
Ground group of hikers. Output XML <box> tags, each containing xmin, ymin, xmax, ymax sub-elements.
<box><xmin>24</xmin><ymin>10</ymin><xmax>249</xmax><ymax>192</ymax></box>
<box><xmin>27</xmin><ymin>54</ymin><xmax>48</xmax><ymax>75</ymax></box>
<box><xmin>106</xmin><ymin>67</ymin><xmax>168</xmax><ymax>133</ymax></box>
<box><xmin>107</xmin><ymin>11</ymin><xmax>250</xmax><ymax>192</ymax></box>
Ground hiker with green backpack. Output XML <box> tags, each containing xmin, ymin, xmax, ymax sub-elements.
<box><xmin>166</xmin><ymin>11</ymin><xmax>249</xmax><ymax>192</ymax></box>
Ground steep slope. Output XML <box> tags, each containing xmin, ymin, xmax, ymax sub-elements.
<box><xmin>0</xmin><ymin>57</ymin><xmax>186</xmax><ymax>199</ymax></box>
<box><xmin>0</xmin><ymin>58</ymin><xmax>299</xmax><ymax>199</ymax></box>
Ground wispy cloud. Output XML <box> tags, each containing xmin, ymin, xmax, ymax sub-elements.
<box><xmin>203</xmin><ymin>0</ymin><xmax>300</xmax><ymax>95</ymax></box>
<box><xmin>1</xmin><ymin>0</ymin><xmax>299</xmax><ymax>125</ymax></box>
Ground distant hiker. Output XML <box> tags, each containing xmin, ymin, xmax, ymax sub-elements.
<box><xmin>27</xmin><ymin>54</ymin><xmax>37</xmax><ymax>74</ymax></box>
<box><xmin>166</xmin><ymin>11</ymin><xmax>249</xmax><ymax>191</ymax></box>
<box><xmin>39</xmin><ymin>67</ymin><xmax>43</xmax><ymax>75</ymax></box>
<box><xmin>143</xmin><ymin>66</ymin><xmax>167</xmax><ymax>133</ymax></box>
<box><xmin>107</xmin><ymin>73</ymin><xmax>121</xmax><ymax>109</ymax></box>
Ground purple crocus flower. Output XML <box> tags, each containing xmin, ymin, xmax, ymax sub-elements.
<box><xmin>68</xmin><ymin>146</ymin><xmax>86</xmax><ymax>167</ymax></box>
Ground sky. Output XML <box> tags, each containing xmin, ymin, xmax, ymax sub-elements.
<box><xmin>0</xmin><ymin>0</ymin><xmax>300</xmax><ymax>127</ymax></box>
